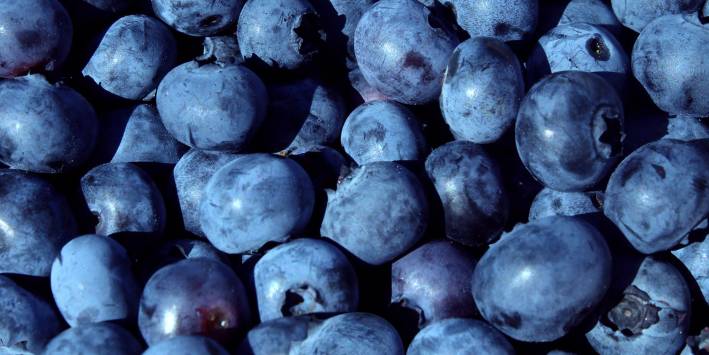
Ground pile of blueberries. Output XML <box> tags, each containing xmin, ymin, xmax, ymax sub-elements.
<box><xmin>1</xmin><ymin>0</ymin><xmax>708</xmax><ymax>354</ymax></box>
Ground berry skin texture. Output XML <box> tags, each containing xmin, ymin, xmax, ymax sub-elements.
<box><xmin>442</xmin><ymin>0</ymin><xmax>538</xmax><ymax>42</ymax></box>
<box><xmin>528</xmin><ymin>187</ymin><xmax>601</xmax><ymax>221</ymax></box>
<box><xmin>472</xmin><ymin>216</ymin><xmax>612</xmax><ymax>342</ymax></box>
<box><xmin>144</xmin><ymin>335</ymin><xmax>229</xmax><ymax>355</ymax></box>
<box><xmin>43</xmin><ymin>322</ymin><xmax>142</xmax><ymax>355</ymax></box>
<box><xmin>611</xmin><ymin>0</ymin><xmax>703</xmax><ymax>32</ymax></box>
<box><xmin>407</xmin><ymin>318</ymin><xmax>515</xmax><ymax>355</ymax></box>
<box><xmin>555</xmin><ymin>0</ymin><xmax>622</xmax><ymax>35</ymax></box>
<box><xmin>672</xmin><ymin>234</ymin><xmax>709</xmax><ymax>302</ymax></box>
<box><xmin>663</xmin><ymin>115</ymin><xmax>709</xmax><ymax>142</ymax></box>
<box><xmin>297</xmin><ymin>313</ymin><xmax>404</xmax><ymax>355</ymax></box>
<box><xmin>151</xmin><ymin>0</ymin><xmax>245</xmax><ymax>37</ymax></box>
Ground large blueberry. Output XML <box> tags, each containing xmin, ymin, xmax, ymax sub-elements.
<box><xmin>440</xmin><ymin>0</ymin><xmax>538</xmax><ymax>42</ymax></box>
<box><xmin>604</xmin><ymin>139</ymin><xmax>709</xmax><ymax>253</ymax></box>
<box><xmin>296</xmin><ymin>313</ymin><xmax>404</xmax><ymax>355</ymax></box>
<box><xmin>440</xmin><ymin>37</ymin><xmax>524</xmax><ymax>144</ymax></box>
<box><xmin>425</xmin><ymin>141</ymin><xmax>508</xmax><ymax>246</ymax></box>
<box><xmin>44</xmin><ymin>322</ymin><xmax>142</xmax><ymax>355</ymax></box>
<box><xmin>0</xmin><ymin>75</ymin><xmax>98</xmax><ymax>173</ymax></box>
<box><xmin>472</xmin><ymin>216</ymin><xmax>612</xmax><ymax>342</ymax></box>
<box><xmin>321</xmin><ymin>161</ymin><xmax>429</xmax><ymax>265</ymax></box>
<box><xmin>407</xmin><ymin>318</ymin><xmax>515</xmax><ymax>355</ymax></box>
<box><xmin>528</xmin><ymin>187</ymin><xmax>601</xmax><ymax>221</ymax></box>
<box><xmin>611</xmin><ymin>0</ymin><xmax>703</xmax><ymax>32</ymax></box>
<box><xmin>0</xmin><ymin>170</ymin><xmax>76</xmax><ymax>276</ymax></box>
<box><xmin>354</xmin><ymin>0</ymin><xmax>459</xmax><ymax>105</ymax></box>
<box><xmin>156</xmin><ymin>62</ymin><xmax>267</xmax><ymax>151</ymax></box>
<box><xmin>0</xmin><ymin>0</ymin><xmax>72</xmax><ymax>77</ymax></box>
<box><xmin>516</xmin><ymin>71</ymin><xmax>624</xmax><ymax>191</ymax></box>
<box><xmin>151</xmin><ymin>0</ymin><xmax>245</xmax><ymax>36</ymax></box>
<box><xmin>199</xmin><ymin>154</ymin><xmax>315</xmax><ymax>253</ymax></box>
<box><xmin>144</xmin><ymin>335</ymin><xmax>229</xmax><ymax>355</ymax></box>
<box><xmin>672</xmin><ymin>234</ymin><xmax>709</xmax><ymax>302</ymax></box>
<box><xmin>341</xmin><ymin>100</ymin><xmax>427</xmax><ymax>164</ymax></box>
<box><xmin>664</xmin><ymin>115</ymin><xmax>709</xmax><ymax>142</ymax></box>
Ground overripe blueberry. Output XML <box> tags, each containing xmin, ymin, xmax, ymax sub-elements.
<box><xmin>611</xmin><ymin>0</ymin><xmax>703</xmax><ymax>32</ymax></box>
<box><xmin>439</xmin><ymin>0</ymin><xmax>538</xmax><ymax>42</ymax></box>
<box><xmin>151</xmin><ymin>0</ymin><xmax>245</xmax><ymax>36</ymax></box>
<box><xmin>143</xmin><ymin>335</ymin><xmax>229</xmax><ymax>355</ymax></box>
<box><xmin>44</xmin><ymin>322</ymin><xmax>142</xmax><ymax>355</ymax></box>
<box><xmin>407</xmin><ymin>318</ymin><xmax>515</xmax><ymax>355</ymax></box>
<box><xmin>528</xmin><ymin>187</ymin><xmax>602</xmax><ymax>221</ymax></box>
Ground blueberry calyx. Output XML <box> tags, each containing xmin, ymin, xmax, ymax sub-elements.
<box><xmin>606</xmin><ymin>286</ymin><xmax>660</xmax><ymax>336</ymax></box>
<box><xmin>281</xmin><ymin>284</ymin><xmax>324</xmax><ymax>317</ymax></box>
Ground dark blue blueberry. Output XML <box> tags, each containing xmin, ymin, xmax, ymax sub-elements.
<box><xmin>515</xmin><ymin>71</ymin><xmax>625</xmax><ymax>191</ymax></box>
<box><xmin>297</xmin><ymin>313</ymin><xmax>404</xmax><ymax>355</ymax></box>
<box><xmin>0</xmin><ymin>0</ymin><xmax>72</xmax><ymax>77</ymax></box>
<box><xmin>664</xmin><ymin>115</ymin><xmax>709</xmax><ymax>142</ymax></box>
<box><xmin>472</xmin><ymin>216</ymin><xmax>612</xmax><ymax>342</ymax></box>
<box><xmin>425</xmin><ymin>141</ymin><xmax>508</xmax><ymax>246</ymax></box>
<box><xmin>407</xmin><ymin>318</ymin><xmax>515</xmax><ymax>355</ymax></box>
<box><xmin>672</xmin><ymin>232</ymin><xmax>709</xmax><ymax>302</ymax></box>
<box><xmin>43</xmin><ymin>322</ymin><xmax>142</xmax><ymax>355</ymax></box>
<box><xmin>254</xmin><ymin>238</ymin><xmax>358</xmax><ymax>321</ymax></box>
<box><xmin>0</xmin><ymin>170</ymin><xmax>77</xmax><ymax>276</ymax></box>
<box><xmin>440</xmin><ymin>0</ymin><xmax>538</xmax><ymax>42</ymax></box>
<box><xmin>156</xmin><ymin>62</ymin><xmax>267</xmax><ymax>151</ymax></box>
<box><xmin>604</xmin><ymin>139</ymin><xmax>709</xmax><ymax>254</ymax></box>
<box><xmin>340</xmin><ymin>100</ymin><xmax>428</xmax><ymax>164</ymax></box>
<box><xmin>354</xmin><ymin>0</ymin><xmax>459</xmax><ymax>105</ymax></box>
<box><xmin>197</xmin><ymin>36</ymin><xmax>244</xmax><ymax>65</ymax></box>
<box><xmin>81</xmin><ymin>162</ymin><xmax>167</xmax><ymax>236</ymax></box>
<box><xmin>632</xmin><ymin>14</ymin><xmax>709</xmax><ymax>116</ymax></box>
<box><xmin>440</xmin><ymin>37</ymin><xmax>524</xmax><ymax>144</ymax></box>
<box><xmin>528</xmin><ymin>187</ymin><xmax>602</xmax><ymax>221</ymax></box>
<box><xmin>151</xmin><ymin>0</ymin><xmax>245</xmax><ymax>36</ymax></box>
<box><xmin>143</xmin><ymin>335</ymin><xmax>229</xmax><ymax>355</ymax></box>
<box><xmin>611</xmin><ymin>0</ymin><xmax>703</xmax><ymax>32</ymax></box>
<box><xmin>138</xmin><ymin>258</ymin><xmax>251</xmax><ymax>345</ymax></box>
<box><xmin>321</xmin><ymin>161</ymin><xmax>429</xmax><ymax>265</ymax></box>
<box><xmin>0</xmin><ymin>75</ymin><xmax>98</xmax><ymax>173</ymax></box>
<box><xmin>0</xmin><ymin>275</ymin><xmax>61</xmax><ymax>354</ymax></box>
<box><xmin>347</xmin><ymin>67</ymin><xmax>389</xmax><ymax>103</ymax></box>
<box><xmin>50</xmin><ymin>234</ymin><xmax>139</xmax><ymax>326</ymax></box>
<box><xmin>586</xmin><ymin>256</ymin><xmax>691</xmax><ymax>354</ymax></box>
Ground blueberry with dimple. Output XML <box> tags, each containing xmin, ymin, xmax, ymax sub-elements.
<box><xmin>151</xmin><ymin>0</ymin><xmax>245</xmax><ymax>36</ymax></box>
<box><xmin>516</xmin><ymin>71</ymin><xmax>625</xmax><ymax>191</ymax></box>
<box><xmin>672</xmin><ymin>233</ymin><xmax>709</xmax><ymax>302</ymax></box>
<box><xmin>199</xmin><ymin>154</ymin><xmax>315</xmax><ymax>254</ymax></box>
<box><xmin>44</xmin><ymin>322</ymin><xmax>142</xmax><ymax>355</ymax></box>
<box><xmin>440</xmin><ymin>0</ymin><xmax>538</xmax><ymax>42</ymax></box>
<box><xmin>0</xmin><ymin>0</ymin><xmax>72</xmax><ymax>78</ymax></box>
<box><xmin>586</xmin><ymin>256</ymin><xmax>691</xmax><ymax>355</ymax></box>
<box><xmin>632</xmin><ymin>14</ymin><xmax>709</xmax><ymax>116</ymax></box>
<box><xmin>425</xmin><ymin>141</ymin><xmax>508</xmax><ymax>247</ymax></box>
<box><xmin>143</xmin><ymin>335</ymin><xmax>229</xmax><ymax>355</ymax></box>
<box><xmin>81</xmin><ymin>162</ymin><xmax>167</xmax><ymax>237</ymax></box>
<box><xmin>0</xmin><ymin>170</ymin><xmax>77</xmax><ymax>276</ymax></box>
<box><xmin>354</xmin><ymin>0</ymin><xmax>459</xmax><ymax>105</ymax></box>
<box><xmin>156</xmin><ymin>62</ymin><xmax>267</xmax><ymax>151</ymax></box>
<box><xmin>440</xmin><ymin>37</ymin><xmax>524</xmax><ymax>144</ymax></box>
<box><xmin>254</xmin><ymin>238</ymin><xmax>358</xmax><ymax>321</ymax></box>
<box><xmin>0</xmin><ymin>275</ymin><xmax>61</xmax><ymax>354</ymax></box>
<box><xmin>321</xmin><ymin>161</ymin><xmax>429</xmax><ymax>265</ymax></box>
<box><xmin>528</xmin><ymin>187</ymin><xmax>601</xmax><ymax>221</ymax></box>
<box><xmin>296</xmin><ymin>313</ymin><xmax>404</xmax><ymax>355</ymax></box>
<box><xmin>472</xmin><ymin>216</ymin><xmax>612</xmax><ymax>342</ymax></box>
<box><xmin>664</xmin><ymin>115</ymin><xmax>709</xmax><ymax>142</ymax></box>
<box><xmin>138</xmin><ymin>258</ymin><xmax>251</xmax><ymax>345</ymax></box>
<box><xmin>407</xmin><ymin>318</ymin><xmax>515</xmax><ymax>355</ymax></box>
<box><xmin>0</xmin><ymin>75</ymin><xmax>98</xmax><ymax>173</ymax></box>
<box><xmin>237</xmin><ymin>0</ymin><xmax>325</xmax><ymax>70</ymax></box>
<box><xmin>604</xmin><ymin>139</ymin><xmax>709</xmax><ymax>254</ymax></box>
<box><xmin>611</xmin><ymin>0</ymin><xmax>703</xmax><ymax>32</ymax></box>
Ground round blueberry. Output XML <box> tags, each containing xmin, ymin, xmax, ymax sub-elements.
<box><xmin>611</xmin><ymin>0</ymin><xmax>703</xmax><ymax>32</ymax></box>
<box><xmin>407</xmin><ymin>318</ymin><xmax>515</xmax><ymax>355</ymax></box>
<box><xmin>143</xmin><ymin>335</ymin><xmax>229</xmax><ymax>355</ymax></box>
<box><xmin>528</xmin><ymin>187</ymin><xmax>602</xmax><ymax>221</ymax></box>
<box><xmin>664</xmin><ymin>115</ymin><xmax>709</xmax><ymax>142</ymax></box>
<box><xmin>441</xmin><ymin>0</ymin><xmax>538</xmax><ymax>42</ymax></box>
<box><xmin>672</xmin><ymin>234</ymin><xmax>709</xmax><ymax>302</ymax></box>
<box><xmin>297</xmin><ymin>313</ymin><xmax>404</xmax><ymax>355</ymax></box>
<box><xmin>44</xmin><ymin>322</ymin><xmax>142</xmax><ymax>355</ymax></box>
<box><xmin>151</xmin><ymin>0</ymin><xmax>245</xmax><ymax>36</ymax></box>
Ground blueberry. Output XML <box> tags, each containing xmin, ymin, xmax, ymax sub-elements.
<box><xmin>296</xmin><ymin>313</ymin><xmax>404</xmax><ymax>355</ymax></box>
<box><xmin>440</xmin><ymin>0</ymin><xmax>538</xmax><ymax>42</ymax></box>
<box><xmin>348</xmin><ymin>67</ymin><xmax>390</xmax><ymax>103</ymax></box>
<box><xmin>143</xmin><ymin>335</ymin><xmax>229</xmax><ymax>355</ymax></box>
<box><xmin>472</xmin><ymin>216</ymin><xmax>612</xmax><ymax>342</ymax></box>
<box><xmin>632</xmin><ymin>14</ymin><xmax>709</xmax><ymax>116</ymax></box>
<box><xmin>321</xmin><ymin>161</ymin><xmax>429</xmax><ymax>265</ymax></box>
<box><xmin>603</xmin><ymin>139</ymin><xmax>709</xmax><ymax>254</ymax></box>
<box><xmin>515</xmin><ymin>71</ymin><xmax>625</xmax><ymax>191</ymax></box>
<box><xmin>151</xmin><ymin>0</ymin><xmax>245</xmax><ymax>36</ymax></box>
<box><xmin>0</xmin><ymin>0</ymin><xmax>72</xmax><ymax>77</ymax></box>
<box><xmin>44</xmin><ymin>322</ymin><xmax>142</xmax><ymax>355</ymax></box>
<box><xmin>0</xmin><ymin>75</ymin><xmax>98</xmax><ymax>173</ymax></box>
<box><xmin>137</xmin><ymin>239</ymin><xmax>231</xmax><ymax>284</ymax></box>
<box><xmin>672</xmin><ymin>233</ymin><xmax>709</xmax><ymax>302</ymax></box>
<box><xmin>611</xmin><ymin>0</ymin><xmax>703</xmax><ymax>32</ymax></box>
<box><xmin>425</xmin><ymin>141</ymin><xmax>508</xmax><ymax>246</ymax></box>
<box><xmin>440</xmin><ymin>37</ymin><xmax>524</xmax><ymax>144</ymax></box>
<box><xmin>0</xmin><ymin>275</ymin><xmax>61</xmax><ymax>354</ymax></box>
<box><xmin>354</xmin><ymin>0</ymin><xmax>459</xmax><ymax>105</ymax></box>
<box><xmin>556</xmin><ymin>0</ymin><xmax>622</xmax><ymax>35</ymax></box>
<box><xmin>239</xmin><ymin>316</ymin><xmax>318</xmax><ymax>355</ymax></box>
<box><xmin>341</xmin><ymin>100</ymin><xmax>428</xmax><ymax>164</ymax></box>
<box><xmin>407</xmin><ymin>318</ymin><xmax>515</xmax><ymax>355</ymax></box>
<box><xmin>197</xmin><ymin>36</ymin><xmax>244</xmax><ymax>66</ymax></box>
<box><xmin>138</xmin><ymin>258</ymin><xmax>251</xmax><ymax>345</ymax></box>
<box><xmin>254</xmin><ymin>238</ymin><xmax>358</xmax><ymax>321</ymax></box>
<box><xmin>81</xmin><ymin>162</ymin><xmax>167</xmax><ymax>236</ymax></box>
<box><xmin>199</xmin><ymin>154</ymin><xmax>315</xmax><ymax>253</ymax></box>
<box><xmin>312</xmin><ymin>0</ymin><xmax>377</xmax><ymax>68</ymax></box>
<box><xmin>156</xmin><ymin>62</ymin><xmax>267</xmax><ymax>151</ymax></box>
<box><xmin>664</xmin><ymin>115</ymin><xmax>709</xmax><ymax>142</ymax></box>
<box><xmin>289</xmin><ymin>145</ymin><xmax>349</xmax><ymax>191</ymax></box>
<box><xmin>528</xmin><ymin>187</ymin><xmax>602</xmax><ymax>221</ymax></box>
<box><xmin>0</xmin><ymin>170</ymin><xmax>77</xmax><ymax>276</ymax></box>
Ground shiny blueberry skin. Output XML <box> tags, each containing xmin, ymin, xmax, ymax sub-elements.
<box><xmin>440</xmin><ymin>37</ymin><xmax>524</xmax><ymax>144</ymax></box>
<box><xmin>0</xmin><ymin>275</ymin><xmax>61</xmax><ymax>354</ymax></box>
<box><xmin>321</xmin><ymin>161</ymin><xmax>429</xmax><ymax>265</ymax></box>
<box><xmin>672</xmin><ymin>234</ymin><xmax>709</xmax><ymax>302</ymax></box>
<box><xmin>425</xmin><ymin>141</ymin><xmax>508</xmax><ymax>247</ymax></box>
<box><xmin>144</xmin><ymin>335</ymin><xmax>229</xmax><ymax>355</ymax></box>
<box><xmin>441</xmin><ymin>0</ymin><xmax>538</xmax><ymax>42</ymax></box>
<box><xmin>407</xmin><ymin>318</ymin><xmax>515</xmax><ymax>355</ymax></box>
<box><xmin>156</xmin><ymin>62</ymin><xmax>267</xmax><ymax>151</ymax></box>
<box><xmin>354</xmin><ymin>0</ymin><xmax>459</xmax><ymax>105</ymax></box>
<box><xmin>632</xmin><ymin>14</ymin><xmax>709</xmax><ymax>117</ymax></box>
<box><xmin>611</xmin><ymin>0</ymin><xmax>703</xmax><ymax>32</ymax></box>
<box><xmin>0</xmin><ymin>75</ymin><xmax>98</xmax><ymax>174</ymax></box>
<box><xmin>341</xmin><ymin>100</ymin><xmax>428</xmax><ymax>164</ymax></box>
<box><xmin>138</xmin><ymin>258</ymin><xmax>251</xmax><ymax>345</ymax></box>
<box><xmin>586</xmin><ymin>256</ymin><xmax>691</xmax><ymax>355</ymax></box>
<box><xmin>151</xmin><ymin>0</ymin><xmax>245</xmax><ymax>36</ymax></box>
<box><xmin>472</xmin><ymin>216</ymin><xmax>612</xmax><ymax>342</ymax></box>
<box><xmin>81</xmin><ymin>162</ymin><xmax>167</xmax><ymax>236</ymax></box>
<box><xmin>0</xmin><ymin>170</ymin><xmax>77</xmax><ymax>276</ymax></box>
<box><xmin>0</xmin><ymin>0</ymin><xmax>72</xmax><ymax>78</ymax></box>
<box><xmin>43</xmin><ymin>322</ymin><xmax>142</xmax><ymax>355</ymax></box>
<box><xmin>199</xmin><ymin>154</ymin><xmax>315</xmax><ymax>254</ymax></box>
<box><xmin>528</xmin><ymin>187</ymin><xmax>601</xmax><ymax>221</ymax></box>
<box><xmin>604</xmin><ymin>139</ymin><xmax>709</xmax><ymax>254</ymax></box>
<box><xmin>515</xmin><ymin>71</ymin><xmax>625</xmax><ymax>192</ymax></box>
<box><xmin>254</xmin><ymin>238</ymin><xmax>359</xmax><ymax>321</ymax></box>
<box><xmin>296</xmin><ymin>313</ymin><xmax>404</xmax><ymax>355</ymax></box>
<box><xmin>664</xmin><ymin>115</ymin><xmax>709</xmax><ymax>142</ymax></box>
